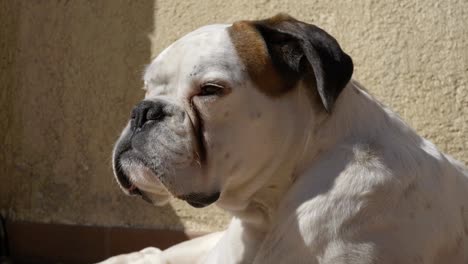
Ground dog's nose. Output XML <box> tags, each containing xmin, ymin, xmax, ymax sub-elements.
<box><xmin>130</xmin><ymin>100</ymin><xmax>165</xmax><ymax>131</ymax></box>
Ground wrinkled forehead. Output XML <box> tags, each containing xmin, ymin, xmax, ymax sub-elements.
<box><xmin>143</xmin><ymin>24</ymin><xmax>244</xmax><ymax>93</ymax></box>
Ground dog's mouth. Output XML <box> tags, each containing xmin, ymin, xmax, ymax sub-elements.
<box><xmin>113</xmin><ymin>154</ymin><xmax>150</xmax><ymax>201</ymax></box>
<box><xmin>112</xmin><ymin>133</ymin><xmax>159</xmax><ymax>202</ymax></box>
<box><xmin>113</xmin><ymin>151</ymin><xmax>139</xmax><ymax>195</ymax></box>
<box><xmin>115</xmin><ymin>152</ymin><xmax>220</xmax><ymax>208</ymax></box>
<box><xmin>112</xmin><ymin>107</ymin><xmax>210</xmax><ymax>205</ymax></box>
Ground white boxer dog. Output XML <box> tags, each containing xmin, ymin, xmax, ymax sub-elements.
<box><xmin>104</xmin><ymin>14</ymin><xmax>468</xmax><ymax>264</ymax></box>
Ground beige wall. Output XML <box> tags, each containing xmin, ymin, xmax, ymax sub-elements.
<box><xmin>1</xmin><ymin>0</ymin><xmax>466</xmax><ymax>232</ymax></box>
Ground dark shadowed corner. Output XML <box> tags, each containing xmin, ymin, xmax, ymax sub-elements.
<box><xmin>0</xmin><ymin>1</ymin><xmax>188</xmax><ymax>263</ymax></box>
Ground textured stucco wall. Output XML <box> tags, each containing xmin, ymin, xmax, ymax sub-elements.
<box><xmin>1</xmin><ymin>0</ymin><xmax>466</xmax><ymax>233</ymax></box>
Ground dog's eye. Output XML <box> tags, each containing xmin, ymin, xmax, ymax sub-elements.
<box><xmin>199</xmin><ymin>83</ymin><xmax>223</xmax><ymax>96</ymax></box>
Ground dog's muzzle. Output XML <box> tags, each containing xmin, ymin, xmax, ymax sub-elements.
<box><xmin>112</xmin><ymin>100</ymin><xmax>168</xmax><ymax>197</ymax></box>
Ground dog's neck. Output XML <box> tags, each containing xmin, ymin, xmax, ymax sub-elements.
<box><xmin>226</xmin><ymin>80</ymin><xmax>412</xmax><ymax>235</ymax></box>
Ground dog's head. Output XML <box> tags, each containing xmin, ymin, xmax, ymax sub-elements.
<box><xmin>112</xmin><ymin>14</ymin><xmax>353</xmax><ymax>209</ymax></box>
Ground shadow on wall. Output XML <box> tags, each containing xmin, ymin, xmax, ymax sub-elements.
<box><xmin>0</xmin><ymin>0</ymin><xmax>185</xmax><ymax>230</ymax></box>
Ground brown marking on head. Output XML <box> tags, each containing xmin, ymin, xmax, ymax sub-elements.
<box><xmin>228</xmin><ymin>20</ymin><xmax>295</xmax><ymax>96</ymax></box>
<box><xmin>228</xmin><ymin>13</ymin><xmax>353</xmax><ymax>112</ymax></box>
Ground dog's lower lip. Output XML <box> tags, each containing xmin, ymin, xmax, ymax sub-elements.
<box><xmin>127</xmin><ymin>184</ymin><xmax>152</xmax><ymax>204</ymax></box>
<box><xmin>180</xmin><ymin>192</ymin><xmax>221</xmax><ymax>208</ymax></box>
<box><xmin>187</xmin><ymin>200</ymin><xmax>209</xmax><ymax>208</ymax></box>
<box><xmin>114</xmin><ymin>157</ymin><xmax>134</xmax><ymax>190</ymax></box>
<box><xmin>128</xmin><ymin>184</ymin><xmax>142</xmax><ymax>196</ymax></box>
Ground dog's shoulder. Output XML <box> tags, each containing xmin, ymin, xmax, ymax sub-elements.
<box><xmin>257</xmin><ymin>138</ymin><xmax>468</xmax><ymax>263</ymax></box>
<box><xmin>255</xmin><ymin>143</ymin><xmax>395</xmax><ymax>263</ymax></box>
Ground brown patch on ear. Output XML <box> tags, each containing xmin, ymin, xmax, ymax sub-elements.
<box><xmin>229</xmin><ymin>13</ymin><xmax>353</xmax><ymax>112</ymax></box>
<box><xmin>228</xmin><ymin>21</ymin><xmax>298</xmax><ymax>96</ymax></box>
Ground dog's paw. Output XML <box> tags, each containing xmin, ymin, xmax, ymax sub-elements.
<box><xmin>97</xmin><ymin>247</ymin><xmax>167</xmax><ymax>264</ymax></box>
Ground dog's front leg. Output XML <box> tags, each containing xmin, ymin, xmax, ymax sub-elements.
<box><xmin>98</xmin><ymin>231</ymin><xmax>224</xmax><ymax>264</ymax></box>
<box><xmin>97</xmin><ymin>247</ymin><xmax>165</xmax><ymax>264</ymax></box>
<box><xmin>160</xmin><ymin>231</ymin><xmax>224</xmax><ymax>263</ymax></box>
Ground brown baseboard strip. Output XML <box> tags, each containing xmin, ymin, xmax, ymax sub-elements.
<box><xmin>5</xmin><ymin>221</ymin><xmax>204</xmax><ymax>264</ymax></box>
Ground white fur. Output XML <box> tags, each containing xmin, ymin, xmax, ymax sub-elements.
<box><xmin>101</xmin><ymin>23</ymin><xmax>468</xmax><ymax>264</ymax></box>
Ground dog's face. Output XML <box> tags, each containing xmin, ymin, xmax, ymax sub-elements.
<box><xmin>112</xmin><ymin>14</ymin><xmax>353</xmax><ymax>209</ymax></box>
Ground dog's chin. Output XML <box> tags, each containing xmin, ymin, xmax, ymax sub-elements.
<box><xmin>132</xmin><ymin>172</ymin><xmax>177</xmax><ymax>207</ymax></box>
<box><xmin>113</xmin><ymin>158</ymin><xmax>174</xmax><ymax>206</ymax></box>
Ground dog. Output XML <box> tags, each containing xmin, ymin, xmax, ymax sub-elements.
<box><xmin>102</xmin><ymin>13</ymin><xmax>468</xmax><ymax>264</ymax></box>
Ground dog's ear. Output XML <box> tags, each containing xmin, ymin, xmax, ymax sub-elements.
<box><xmin>253</xmin><ymin>14</ymin><xmax>353</xmax><ymax>112</ymax></box>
